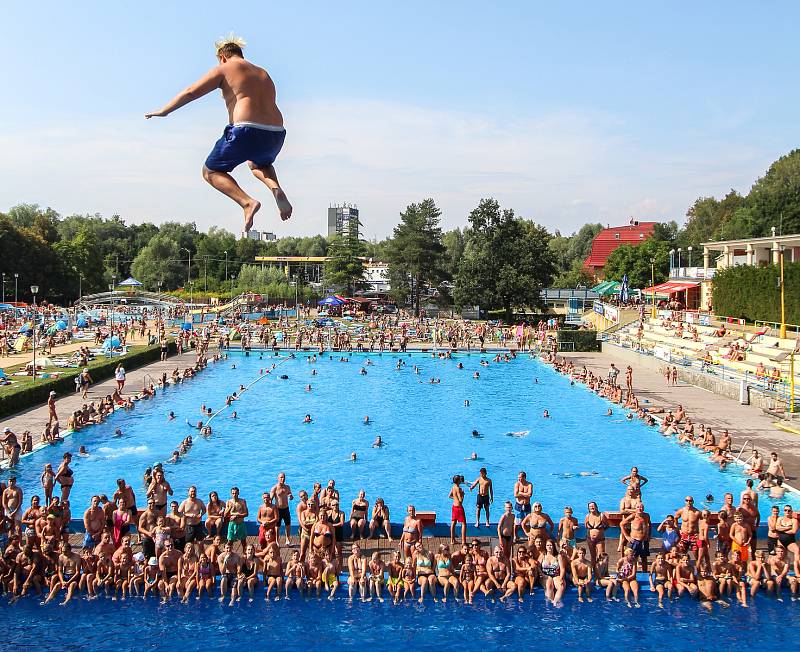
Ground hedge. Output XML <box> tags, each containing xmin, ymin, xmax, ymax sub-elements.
<box><xmin>0</xmin><ymin>342</ymin><xmax>176</xmax><ymax>419</ymax></box>
<box><xmin>712</xmin><ymin>262</ymin><xmax>800</xmax><ymax>324</ymax></box>
<box><xmin>556</xmin><ymin>329</ymin><xmax>600</xmax><ymax>352</ymax></box>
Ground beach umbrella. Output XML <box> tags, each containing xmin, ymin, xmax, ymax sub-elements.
<box><xmin>18</xmin><ymin>323</ymin><xmax>32</xmax><ymax>333</ymax></box>
<box><xmin>620</xmin><ymin>275</ymin><xmax>629</xmax><ymax>303</ymax></box>
<box><xmin>76</xmin><ymin>317</ymin><xmax>88</xmax><ymax>328</ymax></box>
<box><xmin>56</xmin><ymin>319</ymin><xmax>68</xmax><ymax>330</ymax></box>
<box><xmin>46</xmin><ymin>325</ymin><xmax>59</xmax><ymax>336</ymax></box>
<box><xmin>102</xmin><ymin>336</ymin><xmax>121</xmax><ymax>349</ymax></box>
<box><xmin>181</xmin><ymin>322</ymin><xmax>192</xmax><ymax>331</ymax></box>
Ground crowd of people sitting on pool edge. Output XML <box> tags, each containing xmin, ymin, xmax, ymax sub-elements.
<box><xmin>0</xmin><ymin>456</ymin><xmax>798</xmax><ymax>609</ymax></box>
<box><xmin>547</xmin><ymin>356</ymin><xmax>791</xmax><ymax>491</ymax></box>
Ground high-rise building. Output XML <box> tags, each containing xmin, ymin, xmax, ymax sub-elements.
<box><xmin>327</xmin><ymin>204</ymin><xmax>360</xmax><ymax>239</ymax></box>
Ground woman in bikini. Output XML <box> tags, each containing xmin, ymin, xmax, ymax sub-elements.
<box><xmin>311</xmin><ymin>514</ymin><xmax>334</xmax><ymax>559</ymax></box>
<box><xmin>412</xmin><ymin>542</ymin><xmax>437</xmax><ymax>603</ymax></box>
<box><xmin>502</xmin><ymin>546</ymin><xmax>532</xmax><ymax>602</ymax></box>
<box><xmin>54</xmin><ymin>453</ymin><xmax>74</xmax><ymax>502</ymax></box>
<box><xmin>435</xmin><ymin>544</ymin><xmax>459</xmax><ymax>602</ymax></box>
<box><xmin>349</xmin><ymin>490</ymin><xmax>369</xmax><ymax>541</ymax></box>
<box><xmin>238</xmin><ymin>543</ymin><xmax>260</xmax><ymax>601</ymax></box>
<box><xmin>616</xmin><ymin>546</ymin><xmax>640</xmax><ymax>607</ymax></box>
<box><xmin>523</xmin><ymin>503</ymin><xmax>554</xmax><ymax>546</ymax></box>
<box><xmin>458</xmin><ymin>553</ymin><xmax>476</xmax><ymax>605</ymax></box>
<box><xmin>400</xmin><ymin>506</ymin><xmax>422</xmax><ymax>559</ymax></box>
<box><xmin>206</xmin><ymin>492</ymin><xmax>224</xmax><ymax>537</ymax></box>
<box><xmin>584</xmin><ymin>501</ymin><xmax>609</xmax><ymax>569</ymax></box>
<box><xmin>400</xmin><ymin>557</ymin><xmax>416</xmax><ymax>602</ymax></box>
<box><xmin>539</xmin><ymin>539</ymin><xmax>565</xmax><ymax>606</ymax></box>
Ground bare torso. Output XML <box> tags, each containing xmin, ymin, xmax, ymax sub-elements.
<box><xmin>218</xmin><ymin>59</ymin><xmax>283</xmax><ymax>126</ymax></box>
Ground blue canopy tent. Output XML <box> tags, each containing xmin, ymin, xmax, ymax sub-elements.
<box><xmin>117</xmin><ymin>277</ymin><xmax>143</xmax><ymax>288</ymax></box>
<box><xmin>318</xmin><ymin>295</ymin><xmax>345</xmax><ymax>307</ymax></box>
<box><xmin>56</xmin><ymin>320</ymin><xmax>68</xmax><ymax>330</ymax></box>
<box><xmin>102</xmin><ymin>336</ymin><xmax>121</xmax><ymax>349</ymax></box>
<box><xmin>18</xmin><ymin>323</ymin><xmax>32</xmax><ymax>333</ymax></box>
<box><xmin>76</xmin><ymin>317</ymin><xmax>88</xmax><ymax>328</ymax></box>
<box><xmin>181</xmin><ymin>322</ymin><xmax>193</xmax><ymax>331</ymax></box>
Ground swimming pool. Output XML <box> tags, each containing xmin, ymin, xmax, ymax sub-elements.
<box><xmin>9</xmin><ymin>351</ymin><xmax>798</xmax><ymax>519</ymax></box>
<box><xmin>1</xmin><ymin>593</ymin><xmax>798</xmax><ymax>651</ymax></box>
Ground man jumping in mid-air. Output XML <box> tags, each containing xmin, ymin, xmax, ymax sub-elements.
<box><xmin>146</xmin><ymin>34</ymin><xmax>291</xmax><ymax>233</ymax></box>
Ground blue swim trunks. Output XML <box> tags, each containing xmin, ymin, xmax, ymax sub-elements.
<box><xmin>204</xmin><ymin>122</ymin><xmax>286</xmax><ymax>173</ymax></box>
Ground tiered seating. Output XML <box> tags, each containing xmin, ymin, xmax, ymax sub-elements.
<box><xmin>615</xmin><ymin>317</ymin><xmax>799</xmax><ymax>388</ymax></box>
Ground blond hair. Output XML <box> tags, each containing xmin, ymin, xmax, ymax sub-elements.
<box><xmin>215</xmin><ymin>32</ymin><xmax>246</xmax><ymax>58</ymax></box>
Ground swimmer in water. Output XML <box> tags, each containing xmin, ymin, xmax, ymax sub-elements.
<box><xmin>605</xmin><ymin>408</ymin><xmax>613</xmax><ymax>416</ymax></box>
<box><xmin>473</xmin><ymin>372</ymin><xmax>480</xmax><ymax>379</ymax></box>
<box><xmin>303</xmin><ymin>414</ymin><xmax>312</xmax><ymax>424</ymax></box>
<box><xmin>534</xmin><ymin>378</ymin><xmax>539</xmax><ymax>384</ymax></box>
<box><xmin>471</xmin><ymin>430</ymin><xmax>482</xmax><ymax>438</ymax></box>
<box><xmin>542</xmin><ymin>410</ymin><xmax>550</xmax><ymax>418</ymax></box>
<box><xmin>626</xmin><ymin>413</ymin><xmax>633</xmax><ymax>421</ymax></box>
<box><xmin>187</xmin><ymin>420</ymin><xmax>203</xmax><ymax>430</ymax></box>
<box><xmin>359</xmin><ymin>368</ymin><xmax>367</xmax><ymax>375</ymax></box>
<box><xmin>363</xmin><ymin>416</ymin><xmax>370</xmax><ymax>425</ymax></box>
<box><xmin>465</xmin><ymin>452</ymin><xmax>479</xmax><ymax>461</ymax></box>
<box><xmin>231</xmin><ymin>411</ymin><xmax>238</xmax><ymax>419</ymax></box>
<box><xmin>168</xmin><ymin>412</ymin><xmax>175</xmax><ymax>421</ymax></box>
<box><xmin>114</xmin><ymin>428</ymin><xmax>123</xmax><ymax>437</ymax></box>
<box><xmin>169</xmin><ymin>450</ymin><xmax>180</xmax><ymax>463</ymax></box>
<box><xmin>350</xmin><ymin>452</ymin><xmax>357</xmax><ymax>462</ymax></box>
<box><xmin>373</xmin><ymin>436</ymin><xmax>383</xmax><ymax>448</ymax></box>
<box><xmin>457</xmin><ymin>362</ymin><xmax>463</xmax><ymax>369</ymax></box>
<box><xmin>305</xmin><ymin>384</ymin><xmax>312</xmax><ymax>391</ymax></box>
<box><xmin>232</xmin><ymin>364</ymin><xmax>236</xmax><ymax>370</ymax></box>
<box><xmin>78</xmin><ymin>446</ymin><xmax>89</xmax><ymax>456</ymax></box>
<box><xmin>464</xmin><ymin>400</ymin><xmax>470</xmax><ymax>407</ymax></box>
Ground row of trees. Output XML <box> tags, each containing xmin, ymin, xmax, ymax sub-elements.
<box><xmin>2</xmin><ymin>149</ymin><xmax>798</xmax><ymax>312</ymax></box>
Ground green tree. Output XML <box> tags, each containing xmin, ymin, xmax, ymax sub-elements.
<box><xmin>551</xmin><ymin>260</ymin><xmax>595</xmax><ymax>288</ymax></box>
<box><xmin>442</xmin><ymin>228</ymin><xmax>465</xmax><ymax>278</ymax></box>
<box><xmin>386</xmin><ymin>198</ymin><xmax>449</xmax><ymax>315</ymax></box>
<box><xmin>130</xmin><ymin>235</ymin><xmax>185</xmax><ymax>291</ymax></box>
<box><xmin>324</xmin><ymin>232</ymin><xmax>366</xmax><ymax>294</ymax></box>
<box><xmin>54</xmin><ymin>226</ymin><xmax>105</xmax><ymax>297</ymax></box>
<box><xmin>453</xmin><ymin>198</ymin><xmax>555</xmax><ymax>320</ymax></box>
<box><xmin>602</xmin><ymin>238</ymin><xmax>671</xmax><ymax>289</ymax></box>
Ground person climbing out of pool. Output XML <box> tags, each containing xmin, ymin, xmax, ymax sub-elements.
<box><xmin>469</xmin><ymin>467</ymin><xmax>493</xmax><ymax>528</ymax></box>
<box><xmin>145</xmin><ymin>34</ymin><xmax>292</xmax><ymax>233</ymax></box>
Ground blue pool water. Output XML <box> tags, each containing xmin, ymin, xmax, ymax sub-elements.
<box><xmin>1</xmin><ymin>593</ymin><xmax>798</xmax><ymax>651</ymax></box>
<box><xmin>8</xmin><ymin>352</ymin><xmax>798</xmax><ymax>519</ymax></box>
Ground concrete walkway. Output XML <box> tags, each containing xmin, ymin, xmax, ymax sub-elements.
<box><xmin>565</xmin><ymin>351</ymin><xmax>800</xmax><ymax>480</ymax></box>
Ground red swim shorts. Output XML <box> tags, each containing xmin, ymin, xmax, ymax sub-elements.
<box><xmin>452</xmin><ymin>505</ymin><xmax>466</xmax><ymax>524</ymax></box>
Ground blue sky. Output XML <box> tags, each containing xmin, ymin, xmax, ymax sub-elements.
<box><xmin>2</xmin><ymin>1</ymin><xmax>798</xmax><ymax>238</ymax></box>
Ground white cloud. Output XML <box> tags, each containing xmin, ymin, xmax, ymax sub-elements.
<box><xmin>0</xmin><ymin>99</ymin><xmax>781</xmax><ymax>238</ymax></box>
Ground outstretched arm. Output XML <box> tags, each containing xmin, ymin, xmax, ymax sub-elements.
<box><xmin>146</xmin><ymin>67</ymin><xmax>224</xmax><ymax>118</ymax></box>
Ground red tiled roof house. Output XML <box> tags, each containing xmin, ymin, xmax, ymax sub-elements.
<box><xmin>583</xmin><ymin>221</ymin><xmax>658</xmax><ymax>277</ymax></box>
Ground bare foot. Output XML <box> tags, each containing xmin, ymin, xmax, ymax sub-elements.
<box><xmin>243</xmin><ymin>200</ymin><xmax>262</xmax><ymax>233</ymax></box>
<box><xmin>273</xmin><ymin>189</ymin><xmax>292</xmax><ymax>221</ymax></box>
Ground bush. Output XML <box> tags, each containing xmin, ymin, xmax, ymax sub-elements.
<box><xmin>0</xmin><ymin>342</ymin><xmax>176</xmax><ymax>419</ymax></box>
<box><xmin>712</xmin><ymin>262</ymin><xmax>800</xmax><ymax>324</ymax></box>
<box><xmin>557</xmin><ymin>329</ymin><xmax>600</xmax><ymax>352</ymax></box>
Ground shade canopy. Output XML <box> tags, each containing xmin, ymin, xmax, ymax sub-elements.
<box><xmin>318</xmin><ymin>295</ymin><xmax>345</xmax><ymax>307</ymax></box>
<box><xmin>591</xmin><ymin>280</ymin><xmax>621</xmax><ymax>296</ymax></box>
<box><xmin>117</xmin><ymin>277</ymin><xmax>143</xmax><ymax>287</ymax></box>
<box><xmin>642</xmin><ymin>281</ymin><xmax>699</xmax><ymax>297</ymax></box>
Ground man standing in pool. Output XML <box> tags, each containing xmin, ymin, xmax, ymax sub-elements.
<box><xmin>469</xmin><ymin>467</ymin><xmax>493</xmax><ymax>528</ymax></box>
<box><xmin>145</xmin><ymin>35</ymin><xmax>292</xmax><ymax>233</ymax></box>
<box><xmin>270</xmin><ymin>472</ymin><xmax>294</xmax><ymax>546</ymax></box>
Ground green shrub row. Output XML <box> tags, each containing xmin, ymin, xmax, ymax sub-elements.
<box><xmin>0</xmin><ymin>342</ymin><xmax>176</xmax><ymax>419</ymax></box>
<box><xmin>712</xmin><ymin>261</ymin><xmax>800</xmax><ymax>324</ymax></box>
<box><xmin>556</xmin><ymin>329</ymin><xmax>600</xmax><ymax>352</ymax></box>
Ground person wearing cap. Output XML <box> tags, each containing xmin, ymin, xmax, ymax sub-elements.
<box><xmin>47</xmin><ymin>391</ymin><xmax>58</xmax><ymax>426</ymax></box>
